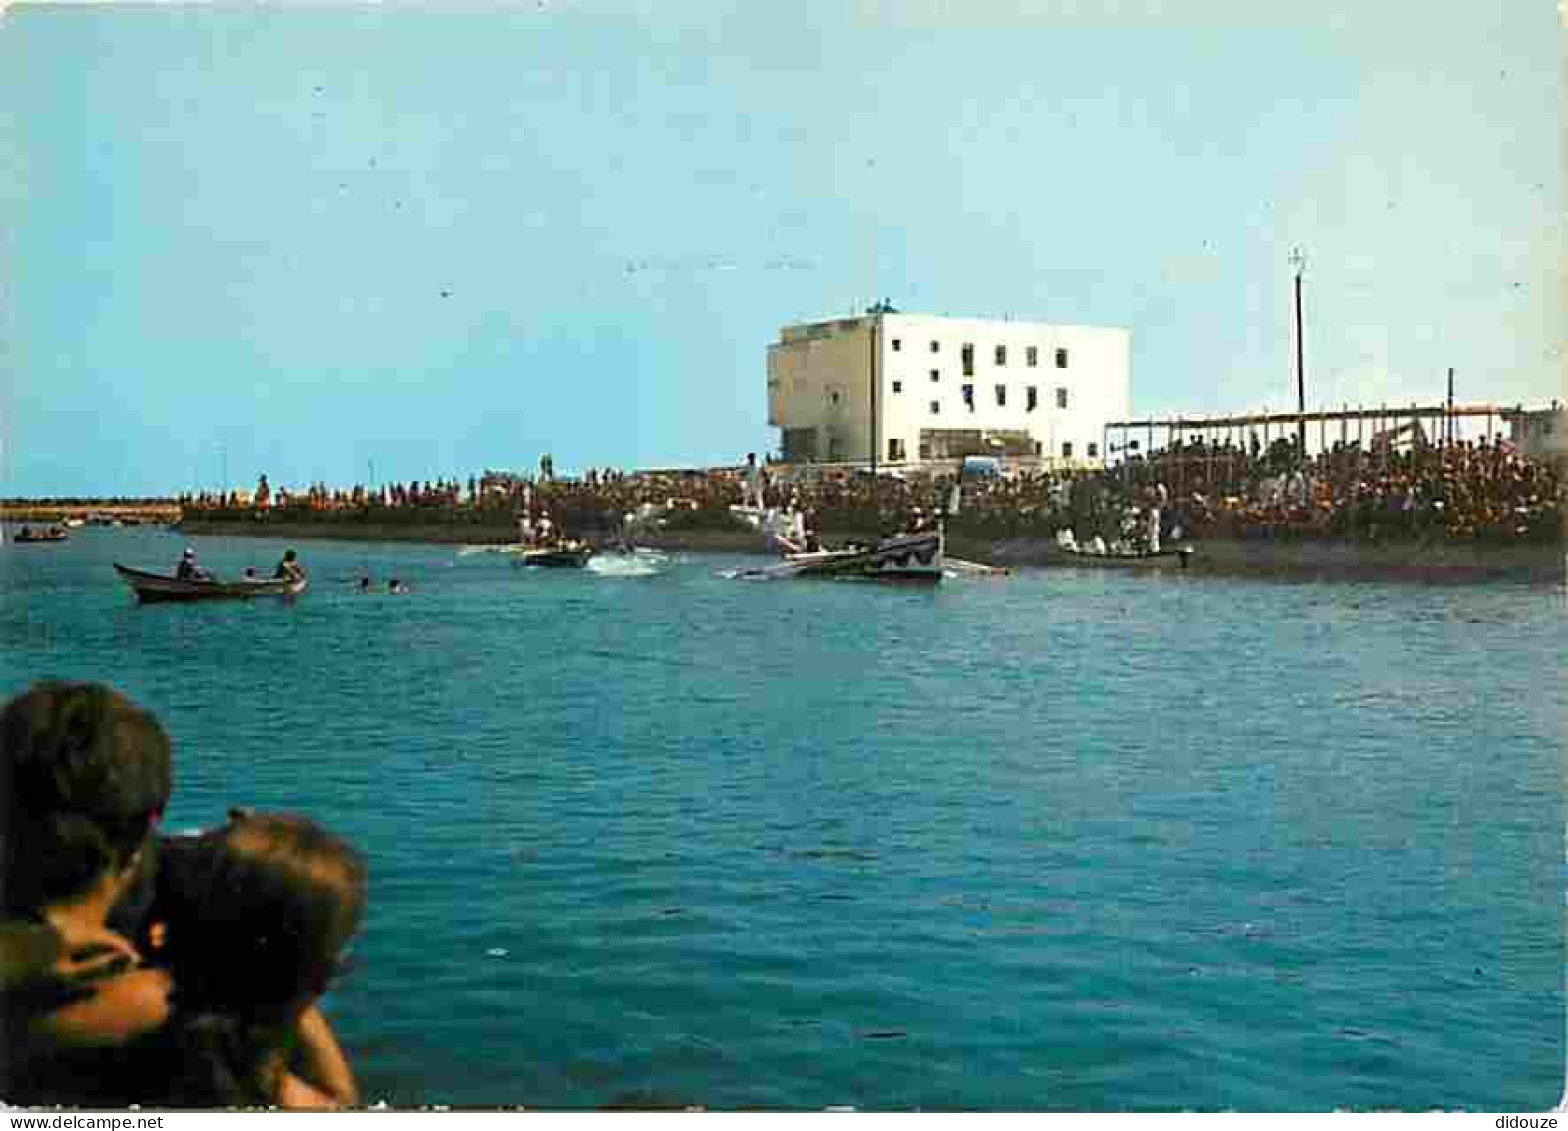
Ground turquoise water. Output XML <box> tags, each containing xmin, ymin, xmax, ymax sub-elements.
<box><xmin>2</xmin><ymin>527</ymin><xmax>1563</xmax><ymax>1110</ymax></box>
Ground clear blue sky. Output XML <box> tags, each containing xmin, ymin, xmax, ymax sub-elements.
<box><xmin>1</xmin><ymin>0</ymin><xmax>1562</xmax><ymax>496</ymax></box>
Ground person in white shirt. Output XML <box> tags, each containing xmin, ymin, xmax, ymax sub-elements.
<box><xmin>743</xmin><ymin>453</ymin><xmax>764</xmax><ymax>509</ymax></box>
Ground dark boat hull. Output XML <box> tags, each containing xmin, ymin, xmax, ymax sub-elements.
<box><xmin>113</xmin><ymin>563</ymin><xmax>307</xmax><ymax>603</ymax></box>
<box><xmin>738</xmin><ymin>531</ymin><xmax>944</xmax><ymax>583</ymax></box>
<box><xmin>519</xmin><ymin>547</ymin><xmax>594</xmax><ymax>569</ymax></box>
<box><xmin>1045</xmin><ymin>545</ymin><xmax>1194</xmax><ymax>569</ymax></box>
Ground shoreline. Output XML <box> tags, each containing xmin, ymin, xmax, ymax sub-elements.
<box><xmin>172</xmin><ymin>517</ymin><xmax>1566</xmax><ymax>584</ymax></box>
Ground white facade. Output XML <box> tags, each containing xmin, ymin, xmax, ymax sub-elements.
<box><xmin>1506</xmin><ymin>404</ymin><xmax>1567</xmax><ymax>462</ymax></box>
<box><xmin>766</xmin><ymin>313</ymin><xmax>1131</xmax><ymax>468</ymax></box>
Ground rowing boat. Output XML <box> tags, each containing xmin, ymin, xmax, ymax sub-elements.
<box><xmin>12</xmin><ymin>527</ymin><xmax>69</xmax><ymax>544</ymax></box>
<box><xmin>1043</xmin><ymin>544</ymin><xmax>1194</xmax><ymax>569</ymax></box>
<box><xmin>113</xmin><ymin>563</ymin><xmax>308</xmax><ymax>603</ymax></box>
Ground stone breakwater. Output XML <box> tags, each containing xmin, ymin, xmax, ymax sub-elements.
<box><xmin>174</xmin><ymin>516</ymin><xmax>1566</xmax><ymax>584</ymax></box>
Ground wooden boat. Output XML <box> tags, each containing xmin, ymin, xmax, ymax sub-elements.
<box><xmin>113</xmin><ymin>563</ymin><xmax>307</xmax><ymax>603</ymax></box>
<box><xmin>1044</xmin><ymin>544</ymin><xmax>1194</xmax><ymax>569</ymax></box>
<box><xmin>12</xmin><ymin>526</ymin><xmax>69</xmax><ymax>543</ymax></box>
<box><xmin>518</xmin><ymin>545</ymin><xmax>594</xmax><ymax>569</ymax></box>
<box><xmin>737</xmin><ymin>529</ymin><xmax>944</xmax><ymax>584</ymax></box>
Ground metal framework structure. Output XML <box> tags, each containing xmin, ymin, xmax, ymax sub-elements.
<box><xmin>1101</xmin><ymin>402</ymin><xmax>1538</xmax><ymax>490</ymax></box>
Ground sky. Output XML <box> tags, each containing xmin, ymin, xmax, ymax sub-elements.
<box><xmin>0</xmin><ymin>0</ymin><xmax>1563</xmax><ymax>496</ymax></box>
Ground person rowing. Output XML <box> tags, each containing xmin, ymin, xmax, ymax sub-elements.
<box><xmin>174</xmin><ymin>548</ymin><xmax>213</xmax><ymax>583</ymax></box>
<box><xmin>272</xmin><ymin>549</ymin><xmax>305</xmax><ymax>583</ymax></box>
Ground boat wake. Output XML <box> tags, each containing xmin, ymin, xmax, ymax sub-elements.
<box><xmin>457</xmin><ymin>544</ymin><xmax>522</xmax><ymax>557</ymax></box>
<box><xmin>588</xmin><ymin>552</ymin><xmax>667</xmax><ymax>578</ymax></box>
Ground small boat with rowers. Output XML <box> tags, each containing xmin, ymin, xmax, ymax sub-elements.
<box><xmin>12</xmin><ymin>524</ymin><xmax>70</xmax><ymax>544</ymax></box>
<box><xmin>1045</xmin><ymin>529</ymin><xmax>1194</xmax><ymax>569</ymax></box>
<box><xmin>114</xmin><ymin>549</ymin><xmax>308</xmax><ymax>604</ymax></box>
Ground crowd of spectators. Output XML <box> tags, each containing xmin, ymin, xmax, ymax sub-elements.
<box><xmin>180</xmin><ymin>435</ymin><xmax>1563</xmax><ymax>547</ymax></box>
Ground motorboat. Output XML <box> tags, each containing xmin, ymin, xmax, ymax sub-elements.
<box><xmin>736</xmin><ymin>528</ymin><xmax>944</xmax><ymax>584</ymax></box>
<box><xmin>518</xmin><ymin>545</ymin><xmax>594</xmax><ymax>569</ymax></box>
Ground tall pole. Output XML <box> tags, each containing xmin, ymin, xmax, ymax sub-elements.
<box><xmin>1291</xmin><ymin>248</ymin><xmax>1307</xmax><ymax>461</ymax></box>
<box><xmin>1446</xmin><ymin>367</ymin><xmax>1455</xmax><ymax>449</ymax></box>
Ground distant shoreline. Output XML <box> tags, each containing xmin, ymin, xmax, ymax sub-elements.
<box><xmin>2</xmin><ymin>504</ymin><xmax>180</xmax><ymax>522</ymax></box>
<box><xmin>169</xmin><ymin>517</ymin><xmax>1565</xmax><ymax>584</ymax></box>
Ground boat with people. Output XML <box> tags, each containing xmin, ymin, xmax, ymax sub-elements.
<box><xmin>113</xmin><ymin>563</ymin><xmax>308</xmax><ymax>603</ymax></box>
<box><xmin>510</xmin><ymin>500</ymin><xmax>598</xmax><ymax>568</ymax></box>
<box><xmin>518</xmin><ymin>544</ymin><xmax>594</xmax><ymax>569</ymax></box>
<box><xmin>729</xmin><ymin>481</ymin><xmax>960</xmax><ymax>585</ymax></box>
<box><xmin>1046</xmin><ymin>529</ymin><xmax>1194</xmax><ymax>569</ymax></box>
<box><xmin>755</xmin><ymin>528</ymin><xmax>945</xmax><ymax>584</ymax></box>
<box><xmin>1045</xmin><ymin>544</ymin><xmax>1195</xmax><ymax>568</ymax></box>
<box><xmin>12</xmin><ymin>525</ymin><xmax>70</xmax><ymax>543</ymax></box>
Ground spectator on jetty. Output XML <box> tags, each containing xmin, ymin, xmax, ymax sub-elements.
<box><xmin>743</xmin><ymin>453</ymin><xmax>764</xmax><ymax>509</ymax></box>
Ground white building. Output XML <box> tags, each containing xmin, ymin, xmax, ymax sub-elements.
<box><xmin>1505</xmin><ymin>403</ymin><xmax>1567</xmax><ymax>463</ymax></box>
<box><xmin>766</xmin><ymin>311</ymin><xmax>1130</xmax><ymax>468</ymax></box>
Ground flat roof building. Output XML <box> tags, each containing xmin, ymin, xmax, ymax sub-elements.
<box><xmin>766</xmin><ymin>311</ymin><xmax>1130</xmax><ymax>469</ymax></box>
<box><xmin>1505</xmin><ymin>403</ymin><xmax>1567</xmax><ymax>463</ymax></box>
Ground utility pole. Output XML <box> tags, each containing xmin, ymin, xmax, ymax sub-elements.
<box><xmin>1290</xmin><ymin>248</ymin><xmax>1307</xmax><ymax>461</ymax></box>
<box><xmin>1446</xmin><ymin>368</ymin><xmax>1455</xmax><ymax>448</ymax></box>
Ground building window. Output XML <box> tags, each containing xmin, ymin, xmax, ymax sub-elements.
<box><xmin>1055</xmin><ymin>348</ymin><xmax>1069</xmax><ymax>368</ymax></box>
<box><xmin>930</xmin><ymin>340</ymin><xmax>940</xmax><ymax>353</ymax></box>
<box><xmin>1061</xmin><ymin>441</ymin><xmax>1074</xmax><ymax>458</ymax></box>
<box><xmin>831</xmin><ymin>392</ymin><xmax>840</xmax><ymax>404</ymax></box>
<box><xmin>1087</xmin><ymin>442</ymin><xmax>1099</xmax><ymax>458</ymax></box>
<box><xmin>962</xmin><ymin>384</ymin><xmax>975</xmax><ymax>411</ymax></box>
<box><xmin>891</xmin><ymin>338</ymin><xmax>902</xmax><ymax>352</ymax></box>
<box><xmin>929</xmin><ymin>400</ymin><xmax>940</xmax><ymax>415</ymax></box>
<box><xmin>929</xmin><ymin>369</ymin><xmax>940</xmax><ymax>382</ymax></box>
<box><xmin>994</xmin><ymin>384</ymin><xmax>1006</xmax><ymax>407</ymax></box>
<box><xmin>994</xmin><ymin>345</ymin><xmax>1007</xmax><ymax>366</ymax></box>
<box><xmin>961</xmin><ymin>343</ymin><xmax>974</xmax><ymax>377</ymax></box>
<box><xmin>1056</xmin><ymin>387</ymin><xmax>1068</xmax><ymax>409</ymax></box>
<box><xmin>1026</xmin><ymin>346</ymin><xmax>1038</xmax><ymax>368</ymax></box>
<box><xmin>891</xmin><ymin>380</ymin><xmax>902</xmax><ymax>393</ymax></box>
<box><xmin>888</xmin><ymin>438</ymin><xmax>905</xmax><ymax>461</ymax></box>
<box><xmin>1027</xmin><ymin>386</ymin><xmax>1038</xmax><ymax>412</ymax></box>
